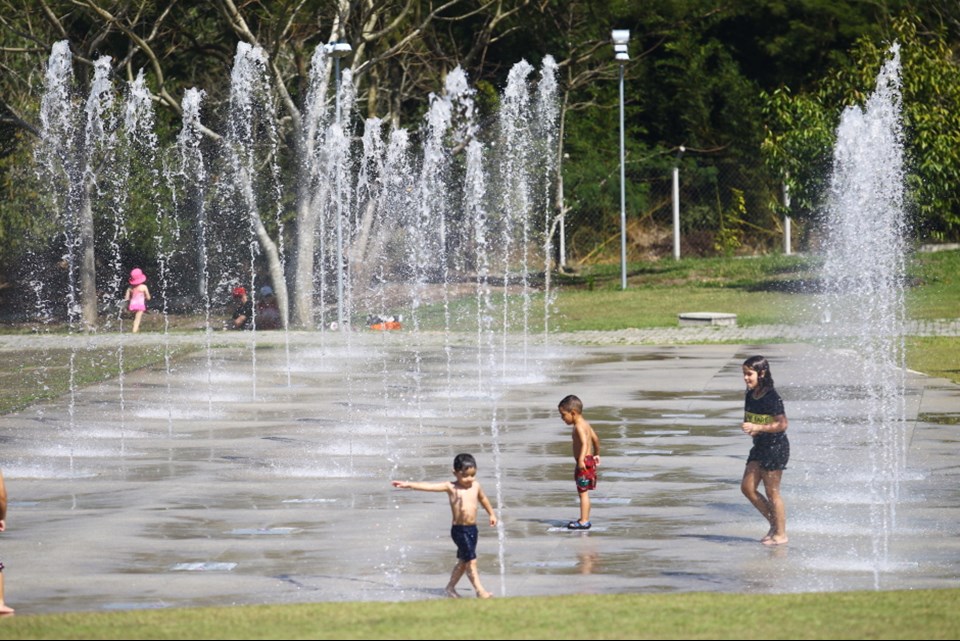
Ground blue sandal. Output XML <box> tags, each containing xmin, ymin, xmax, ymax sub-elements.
<box><xmin>567</xmin><ymin>520</ymin><xmax>591</xmax><ymax>530</ymax></box>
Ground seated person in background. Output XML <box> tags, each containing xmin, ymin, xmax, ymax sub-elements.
<box><xmin>231</xmin><ymin>286</ymin><xmax>253</xmax><ymax>330</ymax></box>
<box><xmin>257</xmin><ymin>285</ymin><xmax>282</xmax><ymax>330</ymax></box>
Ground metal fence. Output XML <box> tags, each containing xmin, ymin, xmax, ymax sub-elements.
<box><xmin>559</xmin><ymin>153</ymin><xmax>799</xmax><ymax>265</ymax></box>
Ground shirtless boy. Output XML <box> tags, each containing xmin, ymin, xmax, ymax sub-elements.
<box><xmin>392</xmin><ymin>453</ymin><xmax>498</xmax><ymax>598</ymax></box>
<box><xmin>559</xmin><ymin>394</ymin><xmax>600</xmax><ymax>530</ymax></box>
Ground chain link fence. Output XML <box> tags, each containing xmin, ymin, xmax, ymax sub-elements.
<box><xmin>560</xmin><ymin>153</ymin><xmax>800</xmax><ymax>265</ymax></box>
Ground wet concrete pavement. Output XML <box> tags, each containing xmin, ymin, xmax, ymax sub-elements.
<box><xmin>1</xmin><ymin>331</ymin><xmax>958</xmax><ymax>613</ymax></box>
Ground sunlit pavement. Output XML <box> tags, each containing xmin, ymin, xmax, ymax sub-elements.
<box><xmin>1</xmin><ymin>331</ymin><xmax>958</xmax><ymax>613</ymax></box>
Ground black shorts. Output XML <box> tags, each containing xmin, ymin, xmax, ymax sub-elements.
<box><xmin>747</xmin><ymin>435</ymin><xmax>790</xmax><ymax>471</ymax></box>
<box><xmin>450</xmin><ymin>524</ymin><xmax>479</xmax><ymax>561</ymax></box>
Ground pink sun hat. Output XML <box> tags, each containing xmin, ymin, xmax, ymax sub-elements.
<box><xmin>128</xmin><ymin>268</ymin><xmax>147</xmax><ymax>285</ymax></box>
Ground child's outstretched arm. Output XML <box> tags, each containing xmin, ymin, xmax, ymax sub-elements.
<box><xmin>477</xmin><ymin>484</ymin><xmax>497</xmax><ymax>527</ymax></box>
<box><xmin>391</xmin><ymin>480</ymin><xmax>451</xmax><ymax>493</ymax></box>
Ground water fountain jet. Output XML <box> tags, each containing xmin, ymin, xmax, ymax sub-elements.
<box><xmin>813</xmin><ymin>43</ymin><xmax>908</xmax><ymax>587</ymax></box>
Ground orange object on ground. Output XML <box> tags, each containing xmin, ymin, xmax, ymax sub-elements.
<box><xmin>369</xmin><ymin>321</ymin><xmax>402</xmax><ymax>331</ymax></box>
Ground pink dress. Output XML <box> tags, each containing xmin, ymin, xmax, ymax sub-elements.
<box><xmin>128</xmin><ymin>288</ymin><xmax>146</xmax><ymax>312</ymax></box>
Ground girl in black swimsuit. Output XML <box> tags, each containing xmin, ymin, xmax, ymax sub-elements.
<box><xmin>740</xmin><ymin>355</ymin><xmax>789</xmax><ymax>546</ymax></box>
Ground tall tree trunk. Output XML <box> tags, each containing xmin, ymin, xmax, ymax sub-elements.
<box><xmin>252</xmin><ymin>213</ymin><xmax>288</xmax><ymax>328</ymax></box>
<box><xmin>289</xmin><ymin>0</ymin><xmax>350</xmax><ymax>328</ymax></box>
<box><xmin>348</xmin><ymin>197</ymin><xmax>378</xmax><ymax>304</ymax></box>
<box><xmin>291</xmin><ymin>184</ymin><xmax>319</xmax><ymax>328</ymax></box>
<box><xmin>237</xmin><ymin>173</ymin><xmax>288</xmax><ymax>329</ymax></box>
<box><xmin>80</xmin><ymin>178</ymin><xmax>98</xmax><ymax>329</ymax></box>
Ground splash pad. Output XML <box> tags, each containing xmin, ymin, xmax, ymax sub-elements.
<box><xmin>2</xmin><ymin>336</ymin><xmax>959</xmax><ymax>613</ymax></box>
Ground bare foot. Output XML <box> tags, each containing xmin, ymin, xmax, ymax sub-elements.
<box><xmin>445</xmin><ymin>586</ymin><xmax>461</xmax><ymax>598</ymax></box>
<box><xmin>762</xmin><ymin>534</ymin><xmax>788</xmax><ymax>546</ymax></box>
<box><xmin>0</xmin><ymin>603</ymin><xmax>14</xmax><ymax>616</ymax></box>
<box><xmin>477</xmin><ymin>590</ymin><xmax>493</xmax><ymax>599</ymax></box>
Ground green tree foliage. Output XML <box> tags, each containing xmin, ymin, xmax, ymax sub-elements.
<box><xmin>0</xmin><ymin>133</ymin><xmax>52</xmax><ymax>289</ymax></box>
<box><xmin>556</xmin><ymin>0</ymin><xmax>907</xmax><ymax>260</ymax></box>
<box><xmin>760</xmin><ymin>86</ymin><xmax>835</xmax><ymax>219</ymax></box>
<box><xmin>3</xmin><ymin>0</ymin><xmax>959</xmax><ymax>309</ymax></box>
<box><xmin>842</xmin><ymin>15</ymin><xmax>960</xmax><ymax>239</ymax></box>
<box><xmin>762</xmin><ymin>13</ymin><xmax>960</xmax><ymax>239</ymax></box>
<box><xmin>706</xmin><ymin>0</ymin><xmax>905</xmax><ymax>91</ymax></box>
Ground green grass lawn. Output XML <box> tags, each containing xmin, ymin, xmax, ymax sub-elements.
<box><xmin>414</xmin><ymin>250</ymin><xmax>958</xmax><ymax>333</ymax></box>
<box><xmin>0</xmin><ymin>344</ymin><xmax>196</xmax><ymax>415</ymax></box>
<box><xmin>908</xmin><ymin>248</ymin><xmax>960</xmax><ymax>318</ymax></box>
<box><xmin>906</xmin><ymin>336</ymin><xmax>960</xmax><ymax>382</ymax></box>
<box><xmin>552</xmin><ymin>249</ymin><xmax>960</xmax><ymax>329</ymax></box>
<box><xmin>553</xmin><ymin>286</ymin><xmax>809</xmax><ymax>329</ymax></box>
<box><xmin>3</xmin><ymin>589</ymin><xmax>958</xmax><ymax>639</ymax></box>
<box><xmin>546</xmin><ymin>249</ymin><xmax>960</xmax><ymax>382</ymax></box>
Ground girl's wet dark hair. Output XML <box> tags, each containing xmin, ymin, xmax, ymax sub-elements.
<box><xmin>453</xmin><ymin>453</ymin><xmax>477</xmax><ymax>472</ymax></box>
<box><xmin>742</xmin><ymin>355</ymin><xmax>775</xmax><ymax>393</ymax></box>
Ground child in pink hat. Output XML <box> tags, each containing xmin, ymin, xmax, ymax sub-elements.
<box><xmin>124</xmin><ymin>268</ymin><xmax>151</xmax><ymax>333</ymax></box>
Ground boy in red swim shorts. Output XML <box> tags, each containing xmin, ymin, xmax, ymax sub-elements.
<box><xmin>559</xmin><ymin>395</ymin><xmax>600</xmax><ymax>530</ymax></box>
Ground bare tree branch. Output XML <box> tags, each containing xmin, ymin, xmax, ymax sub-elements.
<box><xmin>0</xmin><ymin>99</ymin><xmax>40</xmax><ymax>136</ymax></box>
<box><xmin>353</xmin><ymin>0</ymin><xmax>464</xmax><ymax>77</ymax></box>
<box><xmin>356</xmin><ymin>0</ymin><xmax>415</xmax><ymax>42</ymax></box>
<box><xmin>461</xmin><ymin>0</ymin><xmax>531</xmax><ymax>68</ymax></box>
<box><xmin>214</xmin><ymin>0</ymin><xmax>307</xmax><ymax>130</ymax></box>
<box><xmin>38</xmin><ymin>0</ymin><xmax>70</xmax><ymax>40</ymax></box>
<box><xmin>77</xmin><ymin>0</ymin><xmax>183</xmax><ymax>115</ymax></box>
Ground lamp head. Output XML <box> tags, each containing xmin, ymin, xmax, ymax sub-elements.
<box><xmin>612</xmin><ymin>29</ymin><xmax>630</xmax><ymax>62</ymax></box>
<box><xmin>324</xmin><ymin>42</ymin><xmax>352</xmax><ymax>58</ymax></box>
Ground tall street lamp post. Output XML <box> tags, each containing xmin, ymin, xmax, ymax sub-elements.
<box><xmin>673</xmin><ymin>145</ymin><xmax>685</xmax><ymax>260</ymax></box>
<box><xmin>612</xmin><ymin>30</ymin><xmax>630</xmax><ymax>290</ymax></box>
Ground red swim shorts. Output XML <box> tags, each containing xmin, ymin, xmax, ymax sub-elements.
<box><xmin>575</xmin><ymin>455</ymin><xmax>597</xmax><ymax>493</ymax></box>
